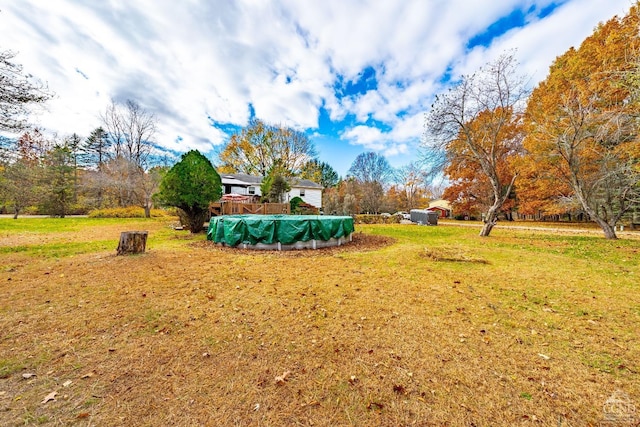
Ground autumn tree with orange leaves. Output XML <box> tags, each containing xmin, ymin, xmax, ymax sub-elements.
<box><xmin>441</xmin><ymin>108</ymin><xmax>521</xmax><ymax>221</ymax></box>
<box><xmin>424</xmin><ymin>52</ymin><xmax>528</xmax><ymax>236</ymax></box>
<box><xmin>522</xmin><ymin>4</ymin><xmax>640</xmax><ymax>239</ymax></box>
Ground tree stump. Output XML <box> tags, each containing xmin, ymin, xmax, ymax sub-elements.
<box><xmin>117</xmin><ymin>231</ymin><xmax>148</xmax><ymax>255</ymax></box>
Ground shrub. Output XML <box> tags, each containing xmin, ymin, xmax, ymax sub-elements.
<box><xmin>354</xmin><ymin>214</ymin><xmax>401</xmax><ymax>224</ymax></box>
<box><xmin>154</xmin><ymin>150</ymin><xmax>222</xmax><ymax>233</ymax></box>
<box><xmin>290</xmin><ymin>196</ymin><xmax>304</xmax><ymax>213</ymax></box>
<box><xmin>23</xmin><ymin>206</ymin><xmax>41</xmax><ymax>215</ymax></box>
<box><xmin>88</xmin><ymin>207</ymin><xmax>173</xmax><ymax>218</ymax></box>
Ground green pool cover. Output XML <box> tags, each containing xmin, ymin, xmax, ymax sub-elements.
<box><xmin>207</xmin><ymin>215</ymin><xmax>355</xmax><ymax>246</ymax></box>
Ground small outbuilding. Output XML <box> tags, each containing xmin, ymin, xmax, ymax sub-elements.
<box><xmin>410</xmin><ymin>209</ymin><xmax>439</xmax><ymax>225</ymax></box>
<box><xmin>428</xmin><ymin>199</ymin><xmax>452</xmax><ymax>218</ymax></box>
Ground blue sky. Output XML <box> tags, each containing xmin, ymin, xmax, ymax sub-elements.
<box><xmin>0</xmin><ymin>0</ymin><xmax>632</xmax><ymax>176</ymax></box>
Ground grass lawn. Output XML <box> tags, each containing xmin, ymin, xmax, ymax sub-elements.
<box><xmin>0</xmin><ymin>217</ymin><xmax>639</xmax><ymax>426</ymax></box>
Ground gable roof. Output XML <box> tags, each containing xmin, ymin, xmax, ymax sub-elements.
<box><xmin>219</xmin><ymin>173</ymin><xmax>262</xmax><ymax>185</ymax></box>
<box><xmin>289</xmin><ymin>177</ymin><xmax>323</xmax><ymax>189</ymax></box>
<box><xmin>219</xmin><ymin>173</ymin><xmax>322</xmax><ymax>189</ymax></box>
<box><xmin>429</xmin><ymin>199</ymin><xmax>452</xmax><ymax>211</ymax></box>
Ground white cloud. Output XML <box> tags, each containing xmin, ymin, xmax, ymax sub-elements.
<box><xmin>0</xmin><ymin>0</ymin><xmax>634</xmax><ymax>171</ymax></box>
<box><xmin>341</xmin><ymin>111</ymin><xmax>422</xmax><ymax>156</ymax></box>
<box><xmin>341</xmin><ymin>125</ymin><xmax>386</xmax><ymax>151</ymax></box>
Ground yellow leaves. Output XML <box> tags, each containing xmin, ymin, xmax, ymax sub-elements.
<box><xmin>218</xmin><ymin>119</ymin><xmax>315</xmax><ymax>176</ymax></box>
<box><xmin>521</xmin><ymin>3</ymin><xmax>640</xmax><ymax>217</ymax></box>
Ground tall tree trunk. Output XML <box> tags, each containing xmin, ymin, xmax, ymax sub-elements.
<box><xmin>181</xmin><ymin>207</ymin><xmax>208</xmax><ymax>233</ymax></box>
<box><xmin>595</xmin><ymin>218</ymin><xmax>618</xmax><ymax>240</ymax></box>
<box><xmin>572</xmin><ymin>184</ymin><xmax>618</xmax><ymax>239</ymax></box>
<box><xmin>480</xmin><ymin>204</ymin><xmax>498</xmax><ymax>237</ymax></box>
<box><xmin>479</xmin><ymin>175</ymin><xmax>516</xmax><ymax>237</ymax></box>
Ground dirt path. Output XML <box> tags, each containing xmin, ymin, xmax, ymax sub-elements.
<box><xmin>438</xmin><ymin>220</ymin><xmax>640</xmax><ymax>239</ymax></box>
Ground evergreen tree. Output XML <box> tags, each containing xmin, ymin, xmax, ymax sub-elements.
<box><xmin>266</xmin><ymin>174</ymin><xmax>291</xmax><ymax>203</ymax></box>
<box><xmin>82</xmin><ymin>127</ymin><xmax>111</xmax><ymax>170</ymax></box>
<box><xmin>155</xmin><ymin>150</ymin><xmax>222</xmax><ymax>233</ymax></box>
<box><xmin>42</xmin><ymin>144</ymin><xmax>74</xmax><ymax>217</ymax></box>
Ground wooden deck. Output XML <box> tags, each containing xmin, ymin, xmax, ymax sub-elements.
<box><xmin>209</xmin><ymin>201</ymin><xmax>290</xmax><ymax>216</ymax></box>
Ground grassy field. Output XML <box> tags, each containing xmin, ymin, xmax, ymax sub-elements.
<box><xmin>0</xmin><ymin>217</ymin><xmax>639</xmax><ymax>426</ymax></box>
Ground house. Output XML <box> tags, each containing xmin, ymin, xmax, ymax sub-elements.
<box><xmin>428</xmin><ymin>199</ymin><xmax>452</xmax><ymax>218</ymax></box>
<box><xmin>218</xmin><ymin>173</ymin><xmax>323</xmax><ymax>208</ymax></box>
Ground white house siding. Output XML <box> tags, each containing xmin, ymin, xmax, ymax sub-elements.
<box><xmin>291</xmin><ymin>188</ymin><xmax>322</xmax><ymax>208</ymax></box>
<box><xmin>228</xmin><ymin>185</ymin><xmax>261</xmax><ymax>196</ymax></box>
<box><xmin>219</xmin><ymin>173</ymin><xmax>322</xmax><ymax>208</ymax></box>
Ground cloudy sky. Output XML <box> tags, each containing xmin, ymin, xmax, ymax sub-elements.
<box><xmin>0</xmin><ymin>0</ymin><xmax>633</xmax><ymax>176</ymax></box>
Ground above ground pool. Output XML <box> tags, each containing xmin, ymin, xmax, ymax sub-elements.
<box><xmin>206</xmin><ymin>214</ymin><xmax>355</xmax><ymax>250</ymax></box>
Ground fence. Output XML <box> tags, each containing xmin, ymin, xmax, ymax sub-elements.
<box><xmin>209</xmin><ymin>202</ymin><xmax>290</xmax><ymax>216</ymax></box>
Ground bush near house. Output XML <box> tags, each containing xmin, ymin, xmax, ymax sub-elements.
<box><xmin>354</xmin><ymin>214</ymin><xmax>401</xmax><ymax>224</ymax></box>
<box><xmin>290</xmin><ymin>196</ymin><xmax>319</xmax><ymax>215</ymax></box>
<box><xmin>88</xmin><ymin>207</ymin><xmax>174</xmax><ymax>218</ymax></box>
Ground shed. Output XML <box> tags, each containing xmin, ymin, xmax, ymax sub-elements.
<box><xmin>428</xmin><ymin>199</ymin><xmax>452</xmax><ymax>218</ymax></box>
<box><xmin>410</xmin><ymin>209</ymin><xmax>439</xmax><ymax>225</ymax></box>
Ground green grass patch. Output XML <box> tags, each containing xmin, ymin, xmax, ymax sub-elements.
<box><xmin>0</xmin><ymin>219</ymin><xmax>638</xmax><ymax>425</ymax></box>
<box><xmin>0</xmin><ymin>217</ymin><xmax>171</xmax><ymax>234</ymax></box>
<box><xmin>0</xmin><ymin>358</ymin><xmax>25</xmax><ymax>378</ymax></box>
<box><xmin>0</xmin><ymin>240</ymin><xmax>114</xmax><ymax>257</ymax></box>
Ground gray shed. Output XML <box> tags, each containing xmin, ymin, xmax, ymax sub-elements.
<box><xmin>410</xmin><ymin>209</ymin><xmax>439</xmax><ymax>225</ymax></box>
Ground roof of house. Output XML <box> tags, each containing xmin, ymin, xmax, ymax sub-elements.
<box><xmin>220</xmin><ymin>173</ymin><xmax>262</xmax><ymax>185</ymax></box>
<box><xmin>429</xmin><ymin>199</ymin><xmax>452</xmax><ymax>211</ymax></box>
<box><xmin>289</xmin><ymin>177</ymin><xmax>323</xmax><ymax>189</ymax></box>
<box><xmin>219</xmin><ymin>173</ymin><xmax>322</xmax><ymax>189</ymax></box>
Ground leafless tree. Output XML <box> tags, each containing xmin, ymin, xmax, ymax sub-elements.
<box><xmin>0</xmin><ymin>50</ymin><xmax>52</xmax><ymax>132</ymax></box>
<box><xmin>347</xmin><ymin>152</ymin><xmax>393</xmax><ymax>184</ymax></box>
<box><xmin>0</xmin><ymin>158</ymin><xmax>40</xmax><ymax>218</ymax></box>
<box><xmin>346</xmin><ymin>152</ymin><xmax>393</xmax><ymax>214</ymax></box>
<box><xmin>135</xmin><ymin>166</ymin><xmax>165</xmax><ymax>218</ymax></box>
<box><xmin>100</xmin><ymin>100</ymin><xmax>157</xmax><ymax>215</ymax></box>
<box><xmin>424</xmin><ymin>52</ymin><xmax>528</xmax><ymax>236</ymax></box>
<box><xmin>101</xmin><ymin>99</ymin><xmax>156</xmax><ymax>169</ymax></box>
<box><xmin>531</xmin><ymin>93</ymin><xmax>638</xmax><ymax>239</ymax></box>
<box><xmin>394</xmin><ymin>162</ymin><xmax>429</xmax><ymax>211</ymax></box>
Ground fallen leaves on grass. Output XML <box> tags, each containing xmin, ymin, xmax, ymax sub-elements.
<box><xmin>191</xmin><ymin>232</ymin><xmax>394</xmax><ymax>256</ymax></box>
<box><xmin>421</xmin><ymin>247</ymin><xmax>489</xmax><ymax>264</ymax></box>
<box><xmin>41</xmin><ymin>391</ymin><xmax>57</xmax><ymax>404</ymax></box>
<box><xmin>367</xmin><ymin>401</ymin><xmax>384</xmax><ymax>411</ymax></box>
<box><xmin>393</xmin><ymin>384</ymin><xmax>407</xmax><ymax>395</ymax></box>
<box><xmin>275</xmin><ymin>371</ymin><xmax>291</xmax><ymax>385</ymax></box>
<box><xmin>3</xmin><ymin>218</ymin><xmax>639</xmax><ymax>426</ymax></box>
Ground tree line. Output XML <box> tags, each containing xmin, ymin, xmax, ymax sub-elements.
<box><xmin>423</xmin><ymin>4</ymin><xmax>640</xmax><ymax>239</ymax></box>
<box><xmin>1</xmin><ymin>3</ymin><xmax>638</xmax><ymax>239</ymax></box>
<box><xmin>0</xmin><ymin>98</ymin><xmax>168</xmax><ymax>218</ymax></box>
<box><xmin>217</xmin><ymin>119</ymin><xmax>437</xmax><ymax>213</ymax></box>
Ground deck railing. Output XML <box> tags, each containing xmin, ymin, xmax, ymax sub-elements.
<box><xmin>209</xmin><ymin>202</ymin><xmax>290</xmax><ymax>216</ymax></box>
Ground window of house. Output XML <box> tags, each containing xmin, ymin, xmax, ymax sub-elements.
<box><xmin>300</xmin><ymin>189</ymin><xmax>305</xmax><ymax>197</ymax></box>
<box><xmin>248</xmin><ymin>186</ymin><xmax>256</xmax><ymax>195</ymax></box>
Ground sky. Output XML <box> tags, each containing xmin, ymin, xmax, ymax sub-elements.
<box><xmin>0</xmin><ymin>0</ymin><xmax>634</xmax><ymax>177</ymax></box>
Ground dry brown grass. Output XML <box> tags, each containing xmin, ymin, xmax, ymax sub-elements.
<box><xmin>1</xmin><ymin>218</ymin><xmax>639</xmax><ymax>426</ymax></box>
